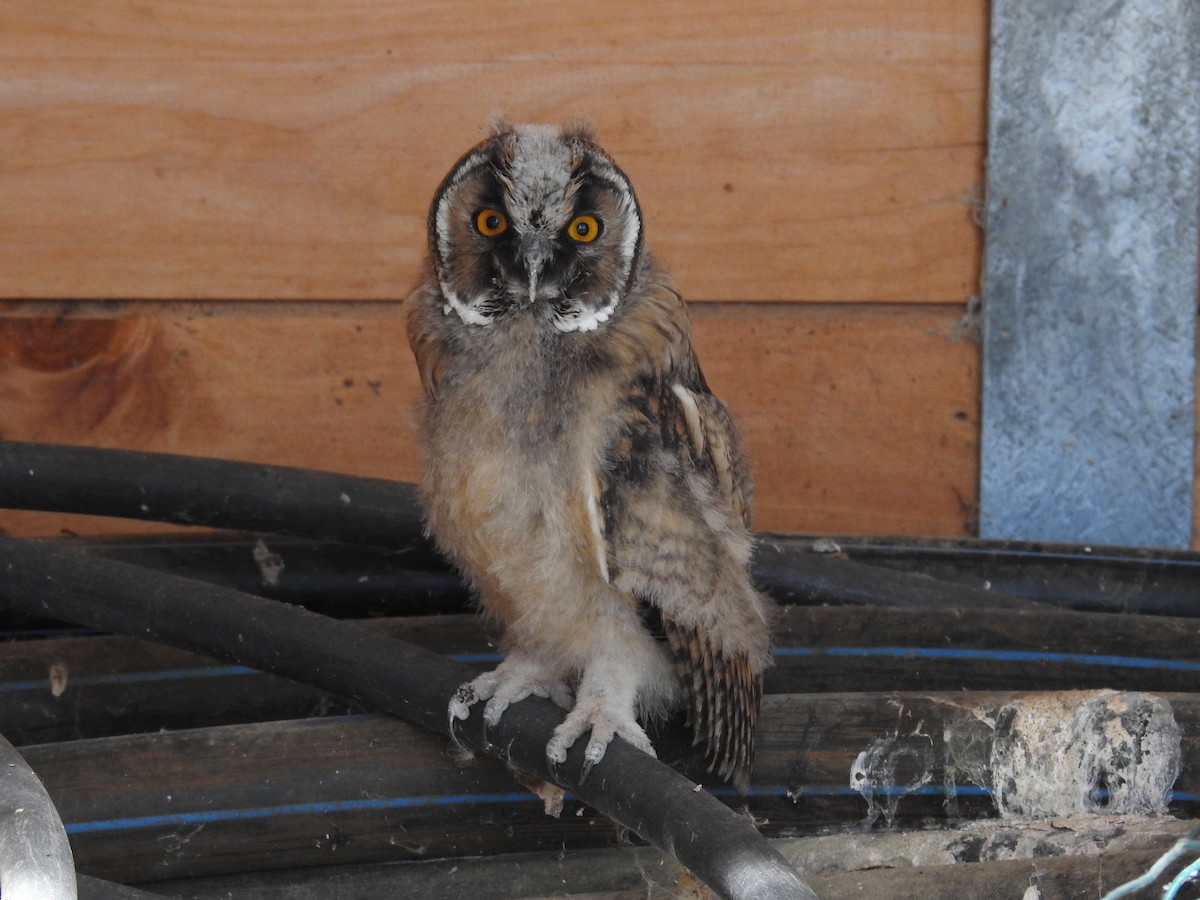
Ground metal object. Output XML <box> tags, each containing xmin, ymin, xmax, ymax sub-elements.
<box><xmin>0</xmin><ymin>730</ymin><xmax>77</xmax><ymax>900</ymax></box>
<box><xmin>980</xmin><ymin>0</ymin><xmax>1200</xmax><ymax>548</ymax></box>
<box><xmin>1100</xmin><ymin>824</ymin><xmax>1200</xmax><ymax>899</ymax></box>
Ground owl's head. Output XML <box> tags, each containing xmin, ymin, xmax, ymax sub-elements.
<box><xmin>428</xmin><ymin>121</ymin><xmax>644</xmax><ymax>333</ymax></box>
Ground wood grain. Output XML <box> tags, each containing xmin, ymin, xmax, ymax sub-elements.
<box><xmin>692</xmin><ymin>304</ymin><xmax>980</xmax><ymax>535</ymax></box>
<box><xmin>0</xmin><ymin>303</ymin><xmax>980</xmax><ymax>538</ymax></box>
<box><xmin>0</xmin><ymin>0</ymin><xmax>986</xmax><ymax>302</ymax></box>
<box><xmin>0</xmin><ymin>1</ymin><xmax>986</xmax><ymax>64</ymax></box>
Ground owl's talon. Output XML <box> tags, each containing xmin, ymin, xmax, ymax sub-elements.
<box><xmin>449</xmin><ymin>657</ymin><xmax>565</xmax><ymax>746</ymax></box>
<box><xmin>449</xmin><ymin>682</ymin><xmax>478</xmax><ymax>722</ymax></box>
<box><xmin>545</xmin><ymin>699</ymin><xmax>655</xmax><ymax>780</ymax></box>
<box><xmin>545</xmin><ymin>735</ymin><xmax>569</xmax><ymax>767</ymax></box>
<box><xmin>481</xmin><ymin>668</ymin><xmax>554</xmax><ymax>727</ymax></box>
<box><xmin>456</xmin><ymin>683</ymin><xmax>477</xmax><ymax>704</ymax></box>
<box><xmin>449</xmin><ymin>679</ymin><xmax>489</xmax><ymax>748</ymax></box>
<box><xmin>482</xmin><ymin>696</ymin><xmax>510</xmax><ymax>727</ymax></box>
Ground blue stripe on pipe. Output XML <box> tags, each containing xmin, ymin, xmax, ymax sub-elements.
<box><xmin>773</xmin><ymin>646</ymin><xmax>1200</xmax><ymax>671</ymax></box>
<box><xmin>2</xmin><ymin>665</ymin><xmax>259</xmax><ymax>692</ymax></box>
<box><xmin>449</xmin><ymin>653</ymin><xmax>506</xmax><ymax>664</ymax></box>
<box><xmin>64</xmin><ymin>792</ymin><xmax>540</xmax><ymax>834</ymax></box>
<box><xmin>3</xmin><ymin>646</ymin><xmax>1197</xmax><ymax>695</ymax></box>
<box><xmin>0</xmin><ymin>653</ymin><xmax>507</xmax><ymax>693</ymax></box>
<box><xmin>62</xmin><ymin>787</ymin><xmax>1200</xmax><ymax>835</ymax></box>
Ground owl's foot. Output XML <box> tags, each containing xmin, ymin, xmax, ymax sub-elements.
<box><xmin>545</xmin><ymin>679</ymin><xmax>655</xmax><ymax>783</ymax></box>
<box><xmin>448</xmin><ymin>655</ymin><xmax>572</xmax><ymax>746</ymax></box>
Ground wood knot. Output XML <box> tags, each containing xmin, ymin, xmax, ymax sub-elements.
<box><xmin>0</xmin><ymin>318</ymin><xmax>145</xmax><ymax>373</ymax></box>
<box><xmin>0</xmin><ymin>316</ymin><xmax>198</xmax><ymax>442</ymax></box>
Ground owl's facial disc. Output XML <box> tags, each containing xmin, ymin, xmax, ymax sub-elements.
<box><xmin>431</xmin><ymin>124</ymin><xmax>643</xmax><ymax>332</ymax></box>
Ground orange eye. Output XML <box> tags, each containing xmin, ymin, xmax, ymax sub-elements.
<box><xmin>567</xmin><ymin>215</ymin><xmax>601</xmax><ymax>243</ymax></box>
<box><xmin>475</xmin><ymin>209</ymin><xmax>508</xmax><ymax>237</ymax></box>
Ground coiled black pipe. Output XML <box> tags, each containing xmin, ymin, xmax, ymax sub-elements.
<box><xmin>0</xmin><ymin>441</ymin><xmax>1037</xmax><ymax>612</ymax></box>
<box><xmin>0</xmin><ymin>441</ymin><xmax>428</xmax><ymax>550</ymax></box>
<box><xmin>5</xmin><ymin>441</ymin><xmax>1200</xmax><ymax>893</ymax></box>
<box><xmin>766</xmin><ymin>534</ymin><xmax>1200</xmax><ymax>617</ymax></box>
<box><xmin>9</xmin><ymin>441</ymin><xmax>1200</xmax><ymax>617</ymax></box>
<box><xmin>0</xmin><ymin>536</ymin><xmax>817</xmax><ymax>900</ymax></box>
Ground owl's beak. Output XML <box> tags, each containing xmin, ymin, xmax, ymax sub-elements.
<box><xmin>521</xmin><ymin>237</ymin><xmax>552</xmax><ymax>304</ymax></box>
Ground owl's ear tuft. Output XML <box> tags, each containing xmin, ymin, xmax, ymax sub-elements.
<box><xmin>560</xmin><ymin>115</ymin><xmax>597</xmax><ymax>145</ymax></box>
<box><xmin>487</xmin><ymin>113</ymin><xmax>515</xmax><ymax>138</ymax></box>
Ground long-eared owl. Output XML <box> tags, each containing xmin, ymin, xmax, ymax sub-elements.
<box><xmin>406</xmin><ymin>120</ymin><xmax>772</xmax><ymax>792</ymax></box>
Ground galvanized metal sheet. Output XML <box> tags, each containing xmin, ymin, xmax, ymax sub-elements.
<box><xmin>980</xmin><ymin>0</ymin><xmax>1199</xmax><ymax>548</ymax></box>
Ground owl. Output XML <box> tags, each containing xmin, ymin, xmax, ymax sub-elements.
<box><xmin>405</xmin><ymin>120</ymin><xmax>772</xmax><ymax>792</ymax></box>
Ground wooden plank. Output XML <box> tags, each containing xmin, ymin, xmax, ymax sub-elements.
<box><xmin>695</xmin><ymin>304</ymin><xmax>980</xmax><ymax>534</ymax></box>
<box><xmin>0</xmin><ymin>303</ymin><xmax>981</xmax><ymax>538</ymax></box>
<box><xmin>0</xmin><ymin>1</ymin><xmax>985</xmax><ymax>64</ymax></box>
<box><xmin>979</xmin><ymin>0</ymin><xmax>1199</xmax><ymax>548</ymax></box>
<box><xmin>0</xmin><ymin>1</ymin><xmax>986</xmax><ymax>303</ymax></box>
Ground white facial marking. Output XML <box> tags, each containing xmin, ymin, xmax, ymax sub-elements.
<box><xmin>442</xmin><ymin>291</ymin><xmax>495</xmax><ymax>326</ymax></box>
<box><xmin>435</xmin><ymin>149</ymin><xmax>498</xmax><ymax>326</ymax></box>
<box><xmin>551</xmin><ymin>295</ymin><xmax>620</xmax><ymax>333</ymax></box>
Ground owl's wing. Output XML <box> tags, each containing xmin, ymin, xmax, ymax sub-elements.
<box><xmin>405</xmin><ymin>282</ymin><xmax>449</xmax><ymax>400</ymax></box>
<box><xmin>598</xmin><ymin>299</ymin><xmax>770</xmax><ymax>792</ymax></box>
<box><xmin>668</xmin><ymin>381</ymin><xmax>754</xmax><ymax>528</ymax></box>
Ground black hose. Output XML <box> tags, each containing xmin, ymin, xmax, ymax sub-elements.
<box><xmin>765</xmin><ymin>534</ymin><xmax>1200</xmax><ymax>617</ymax></box>
<box><xmin>1</xmin><ymin>441</ymin><xmax>1038</xmax><ymax>614</ymax></box>
<box><xmin>49</xmin><ymin>530</ymin><xmax>1200</xmax><ymax>622</ymax></box>
<box><xmin>10</xmin><ymin>441</ymin><xmax>1200</xmax><ymax>617</ymax></box>
<box><xmin>0</xmin><ymin>441</ymin><xmax>429</xmax><ymax>549</ymax></box>
<box><xmin>82</xmin><ymin>534</ymin><xmax>470</xmax><ymax>616</ymax></box>
<box><xmin>78</xmin><ymin>874</ymin><xmax>172</xmax><ymax>899</ymax></box>
<box><xmin>753</xmin><ymin>538</ymin><xmax>1043</xmax><ymax>611</ymax></box>
<box><xmin>0</xmin><ymin>536</ymin><xmax>817</xmax><ymax>900</ymax></box>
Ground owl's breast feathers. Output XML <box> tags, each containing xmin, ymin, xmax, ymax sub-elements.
<box><xmin>407</xmin><ymin>265</ymin><xmax>771</xmax><ymax>791</ymax></box>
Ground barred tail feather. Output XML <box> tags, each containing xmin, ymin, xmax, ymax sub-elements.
<box><xmin>665</xmin><ymin>621</ymin><xmax>762</xmax><ymax>794</ymax></box>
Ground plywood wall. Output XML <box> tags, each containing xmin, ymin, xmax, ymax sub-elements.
<box><xmin>0</xmin><ymin>1</ymin><xmax>987</xmax><ymax>539</ymax></box>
